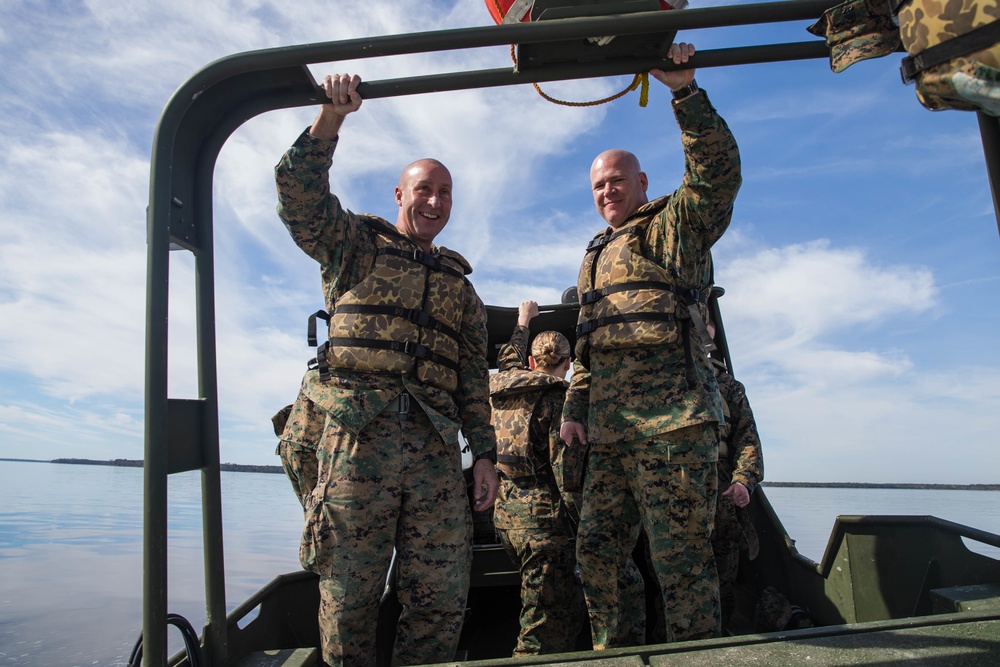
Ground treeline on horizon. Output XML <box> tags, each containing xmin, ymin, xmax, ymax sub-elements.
<box><xmin>9</xmin><ymin>458</ymin><xmax>997</xmax><ymax>490</ymax></box>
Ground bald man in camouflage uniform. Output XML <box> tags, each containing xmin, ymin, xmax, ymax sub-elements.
<box><xmin>275</xmin><ymin>73</ymin><xmax>498</xmax><ymax>667</ymax></box>
<box><xmin>560</xmin><ymin>43</ymin><xmax>741</xmax><ymax>647</ymax></box>
<box><xmin>491</xmin><ymin>301</ymin><xmax>586</xmax><ymax>656</ymax></box>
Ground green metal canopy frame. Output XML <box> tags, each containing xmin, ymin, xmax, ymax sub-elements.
<box><xmin>143</xmin><ymin>2</ymin><xmax>1000</xmax><ymax>665</ymax></box>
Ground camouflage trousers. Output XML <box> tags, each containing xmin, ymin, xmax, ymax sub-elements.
<box><xmin>300</xmin><ymin>399</ymin><xmax>473</xmax><ymax>667</ymax></box>
<box><xmin>577</xmin><ymin>422</ymin><xmax>720</xmax><ymax>647</ymax></box>
<box><xmin>712</xmin><ymin>458</ymin><xmax>740</xmax><ymax>628</ymax></box>
<box><xmin>711</xmin><ymin>458</ymin><xmax>757</xmax><ymax>630</ymax></box>
<box><xmin>497</xmin><ymin>524</ymin><xmax>586</xmax><ymax>656</ymax></box>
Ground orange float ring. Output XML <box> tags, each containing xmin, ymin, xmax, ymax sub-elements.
<box><xmin>485</xmin><ymin>0</ymin><xmax>679</xmax><ymax>25</ymax></box>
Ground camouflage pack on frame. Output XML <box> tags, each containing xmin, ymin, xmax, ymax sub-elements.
<box><xmin>808</xmin><ymin>0</ymin><xmax>1000</xmax><ymax>115</ymax></box>
<box><xmin>896</xmin><ymin>0</ymin><xmax>1000</xmax><ymax>115</ymax></box>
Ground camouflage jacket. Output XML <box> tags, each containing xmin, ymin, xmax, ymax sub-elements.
<box><xmin>562</xmin><ymin>90</ymin><xmax>742</xmax><ymax>444</ymax></box>
<box><xmin>274</xmin><ymin>130</ymin><xmax>496</xmax><ymax>458</ymax></box>
<box><xmin>491</xmin><ymin>325</ymin><xmax>582</xmax><ymax>529</ymax></box>
<box><xmin>714</xmin><ymin>359</ymin><xmax>764</xmax><ymax>494</ymax></box>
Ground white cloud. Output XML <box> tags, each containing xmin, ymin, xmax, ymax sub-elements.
<box><xmin>712</xmin><ymin>238</ymin><xmax>997</xmax><ymax>484</ymax></box>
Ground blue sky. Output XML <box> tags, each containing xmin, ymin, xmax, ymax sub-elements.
<box><xmin>1</xmin><ymin>0</ymin><xmax>998</xmax><ymax>484</ymax></box>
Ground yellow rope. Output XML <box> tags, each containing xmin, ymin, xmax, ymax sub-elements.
<box><xmin>490</xmin><ymin>2</ymin><xmax>650</xmax><ymax>108</ymax></box>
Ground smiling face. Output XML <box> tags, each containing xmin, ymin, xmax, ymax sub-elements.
<box><xmin>590</xmin><ymin>149</ymin><xmax>648</xmax><ymax>228</ymax></box>
<box><xmin>395</xmin><ymin>159</ymin><xmax>452</xmax><ymax>251</ymax></box>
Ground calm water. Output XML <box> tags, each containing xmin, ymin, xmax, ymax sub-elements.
<box><xmin>1</xmin><ymin>460</ymin><xmax>998</xmax><ymax>666</ymax></box>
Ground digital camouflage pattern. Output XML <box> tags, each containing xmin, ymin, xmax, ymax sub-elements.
<box><xmin>578</xmin><ymin>423</ymin><xmax>720</xmax><ymax>646</ymax></box>
<box><xmin>275</xmin><ymin>129</ymin><xmax>495</xmax><ymax>458</ymax></box>
<box><xmin>276</xmin><ymin>130</ymin><xmax>493</xmax><ymax>667</ymax></box>
<box><xmin>272</xmin><ymin>370</ymin><xmax>325</xmax><ymax>507</ymax></box>
<box><xmin>807</xmin><ymin>0</ymin><xmax>901</xmax><ymax>73</ymax></box>
<box><xmin>898</xmin><ymin>0</ymin><xmax>1000</xmax><ymax>113</ymax></box>
<box><xmin>304</xmin><ymin>405</ymin><xmax>472</xmax><ymax>667</ymax></box>
<box><xmin>490</xmin><ymin>324</ymin><xmax>586</xmax><ymax>655</ymax></box>
<box><xmin>325</xmin><ymin>226</ymin><xmax>470</xmax><ymax>393</ymax></box>
<box><xmin>497</xmin><ymin>528</ymin><xmax>586</xmax><ymax>656</ymax></box>
<box><xmin>563</xmin><ymin>90</ymin><xmax>739</xmax><ymax>648</ymax></box>
<box><xmin>710</xmin><ymin>358</ymin><xmax>764</xmax><ymax>628</ymax></box>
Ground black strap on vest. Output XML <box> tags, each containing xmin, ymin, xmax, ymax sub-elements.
<box><xmin>333</xmin><ymin>304</ymin><xmax>461</xmax><ymax>342</ymax></box>
<box><xmin>377</xmin><ymin>246</ymin><xmax>468</xmax><ymax>280</ymax></box>
<box><xmin>307</xmin><ymin>310</ymin><xmax>330</xmax><ymax>347</ymax></box>
<box><xmin>327</xmin><ymin>337</ymin><xmax>461</xmax><ymax>372</ymax></box>
<box><xmin>585</xmin><ymin>226</ymin><xmax>637</xmax><ymax>253</ymax></box>
<box><xmin>579</xmin><ymin>281</ymin><xmax>709</xmax><ymax>307</ymax></box>
<box><xmin>497</xmin><ymin>454</ymin><xmax>556</xmax><ymax>487</ymax></box>
<box><xmin>900</xmin><ymin>19</ymin><xmax>1000</xmax><ymax>83</ymax></box>
<box><xmin>576</xmin><ymin>312</ymin><xmax>676</xmax><ymax>337</ymax></box>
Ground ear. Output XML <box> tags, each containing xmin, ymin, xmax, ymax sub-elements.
<box><xmin>528</xmin><ymin>357</ymin><xmax>537</xmax><ymax>370</ymax></box>
<box><xmin>639</xmin><ymin>171</ymin><xmax>649</xmax><ymax>193</ymax></box>
<box><xmin>395</xmin><ymin>186</ymin><xmax>403</xmax><ymax>207</ymax></box>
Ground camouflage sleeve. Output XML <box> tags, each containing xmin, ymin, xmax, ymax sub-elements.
<box><xmin>274</xmin><ymin>129</ymin><xmax>365</xmax><ymax>270</ymax></box>
<box><xmin>667</xmin><ymin>90</ymin><xmax>742</xmax><ymax>264</ymax></box>
<box><xmin>561</xmin><ymin>357</ymin><xmax>591</xmax><ymax>426</ymax></box>
<box><xmin>725</xmin><ymin>377</ymin><xmax>764</xmax><ymax>494</ymax></box>
<box><xmin>544</xmin><ymin>390</ymin><xmax>583</xmax><ymax>522</ymax></box>
<box><xmin>454</xmin><ymin>286</ymin><xmax>497</xmax><ymax>458</ymax></box>
<box><xmin>496</xmin><ymin>324</ymin><xmax>529</xmax><ymax>373</ymax></box>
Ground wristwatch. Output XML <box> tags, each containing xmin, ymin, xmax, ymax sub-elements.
<box><xmin>672</xmin><ymin>79</ymin><xmax>699</xmax><ymax>100</ymax></box>
<box><xmin>474</xmin><ymin>449</ymin><xmax>497</xmax><ymax>464</ymax></box>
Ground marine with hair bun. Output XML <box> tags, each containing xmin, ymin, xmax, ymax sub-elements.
<box><xmin>490</xmin><ymin>300</ymin><xmax>587</xmax><ymax>656</ymax></box>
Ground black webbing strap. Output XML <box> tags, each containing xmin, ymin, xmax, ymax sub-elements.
<box><xmin>887</xmin><ymin>0</ymin><xmax>908</xmax><ymax>15</ymax></box>
<box><xmin>307</xmin><ymin>310</ymin><xmax>330</xmax><ymax>347</ymax></box>
<box><xmin>377</xmin><ymin>247</ymin><xmax>467</xmax><ymax>280</ymax></box>
<box><xmin>900</xmin><ymin>19</ymin><xmax>1000</xmax><ymax>83</ymax></box>
<box><xmin>585</xmin><ymin>226</ymin><xmax>637</xmax><ymax>253</ymax></box>
<box><xmin>315</xmin><ymin>341</ymin><xmax>331</xmax><ymax>381</ymax></box>
<box><xmin>576</xmin><ymin>312</ymin><xmax>675</xmax><ymax>337</ymax></box>
<box><xmin>333</xmin><ymin>304</ymin><xmax>461</xmax><ymax>342</ymax></box>
<box><xmin>497</xmin><ymin>455</ymin><xmax>556</xmax><ymax>487</ymax></box>
<box><xmin>579</xmin><ymin>281</ymin><xmax>709</xmax><ymax>306</ymax></box>
<box><xmin>682</xmin><ymin>318</ymin><xmax>698</xmax><ymax>389</ymax></box>
<box><xmin>326</xmin><ymin>336</ymin><xmax>461</xmax><ymax>372</ymax></box>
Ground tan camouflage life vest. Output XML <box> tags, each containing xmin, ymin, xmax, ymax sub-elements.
<box><xmin>895</xmin><ymin>0</ymin><xmax>1000</xmax><ymax>115</ymax></box>
<box><xmin>575</xmin><ymin>203</ymin><xmax>711</xmax><ymax>353</ymax></box>
<box><xmin>489</xmin><ymin>369</ymin><xmax>567</xmax><ymax>488</ymax></box>
<box><xmin>318</xmin><ymin>218</ymin><xmax>472</xmax><ymax>393</ymax></box>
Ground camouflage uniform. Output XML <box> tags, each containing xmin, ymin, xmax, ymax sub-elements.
<box><xmin>711</xmin><ymin>358</ymin><xmax>763</xmax><ymax>629</ymax></box>
<box><xmin>272</xmin><ymin>369</ymin><xmax>325</xmax><ymax>508</ymax></box>
<box><xmin>563</xmin><ymin>90</ymin><xmax>741</xmax><ymax>646</ymax></box>
<box><xmin>275</xmin><ymin>130</ymin><xmax>496</xmax><ymax>667</ymax></box>
<box><xmin>490</xmin><ymin>324</ymin><xmax>586</xmax><ymax>656</ymax></box>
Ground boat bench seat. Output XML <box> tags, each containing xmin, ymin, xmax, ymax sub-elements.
<box><xmin>232</xmin><ymin>647</ymin><xmax>320</xmax><ymax>667</ymax></box>
<box><xmin>930</xmin><ymin>583</ymin><xmax>1000</xmax><ymax>614</ymax></box>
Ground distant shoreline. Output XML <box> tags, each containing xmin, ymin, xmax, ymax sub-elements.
<box><xmin>2</xmin><ymin>458</ymin><xmax>998</xmax><ymax>490</ymax></box>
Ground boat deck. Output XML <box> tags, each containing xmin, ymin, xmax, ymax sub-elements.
<box><xmin>234</xmin><ymin>612</ymin><xmax>1000</xmax><ymax>667</ymax></box>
